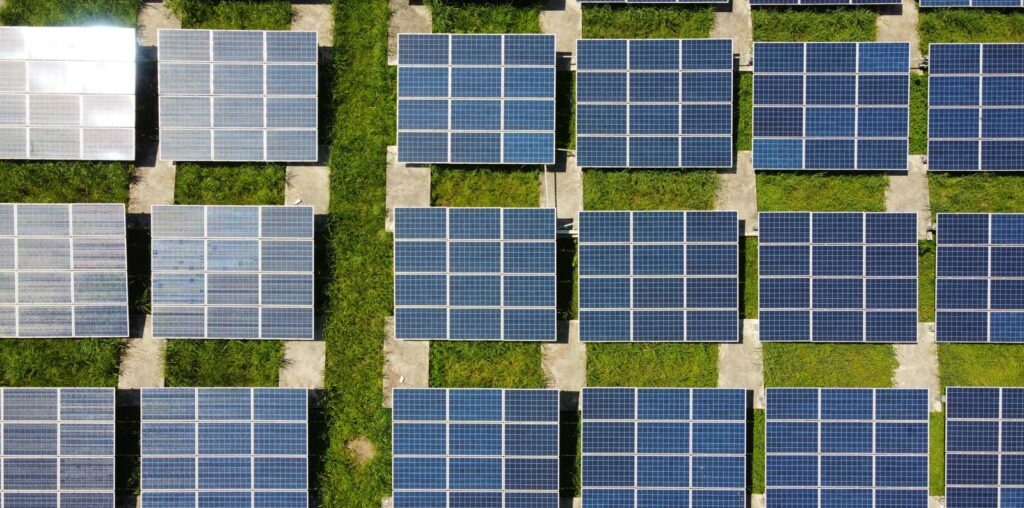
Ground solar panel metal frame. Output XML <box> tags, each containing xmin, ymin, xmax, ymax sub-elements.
<box><xmin>0</xmin><ymin>387</ymin><xmax>116</xmax><ymax>507</ymax></box>
<box><xmin>157</xmin><ymin>29</ymin><xmax>319</xmax><ymax>162</ymax></box>
<box><xmin>935</xmin><ymin>213</ymin><xmax>1024</xmax><ymax>342</ymax></box>
<box><xmin>752</xmin><ymin>42</ymin><xmax>911</xmax><ymax>171</ymax></box>
<box><xmin>0</xmin><ymin>26</ymin><xmax>136</xmax><ymax>161</ymax></box>
<box><xmin>577</xmin><ymin>210</ymin><xmax>741</xmax><ymax>342</ymax></box>
<box><xmin>945</xmin><ymin>386</ymin><xmax>1024</xmax><ymax>507</ymax></box>
<box><xmin>391</xmin><ymin>388</ymin><xmax>560</xmax><ymax>508</ymax></box>
<box><xmin>758</xmin><ymin>212</ymin><xmax>919</xmax><ymax>343</ymax></box>
<box><xmin>765</xmin><ymin>388</ymin><xmax>930</xmax><ymax>508</ymax></box>
<box><xmin>928</xmin><ymin>43</ymin><xmax>1024</xmax><ymax>171</ymax></box>
<box><xmin>149</xmin><ymin>205</ymin><xmax>315</xmax><ymax>340</ymax></box>
<box><xmin>395</xmin><ymin>33</ymin><xmax>557</xmax><ymax>165</ymax></box>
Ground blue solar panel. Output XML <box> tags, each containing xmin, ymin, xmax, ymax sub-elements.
<box><xmin>759</xmin><ymin>212</ymin><xmax>918</xmax><ymax>342</ymax></box>
<box><xmin>766</xmin><ymin>388</ymin><xmax>929</xmax><ymax>508</ymax></box>
<box><xmin>392</xmin><ymin>388</ymin><xmax>559</xmax><ymax>508</ymax></box>
<box><xmin>140</xmin><ymin>388</ymin><xmax>308</xmax><ymax>508</ymax></box>
<box><xmin>936</xmin><ymin>213</ymin><xmax>1024</xmax><ymax>342</ymax></box>
<box><xmin>396</xmin><ymin>34</ymin><xmax>555</xmax><ymax>165</ymax></box>
<box><xmin>945</xmin><ymin>387</ymin><xmax>1024</xmax><ymax>507</ymax></box>
<box><xmin>575</xmin><ymin>39</ymin><xmax>733</xmax><ymax>168</ymax></box>
<box><xmin>753</xmin><ymin>43</ymin><xmax>910</xmax><ymax>171</ymax></box>
<box><xmin>582</xmin><ymin>388</ymin><xmax>747</xmax><ymax>507</ymax></box>
<box><xmin>928</xmin><ymin>44</ymin><xmax>1024</xmax><ymax>170</ymax></box>
<box><xmin>394</xmin><ymin>207</ymin><xmax>557</xmax><ymax>341</ymax></box>
<box><xmin>577</xmin><ymin>211</ymin><xmax>739</xmax><ymax>342</ymax></box>
<box><xmin>922</xmin><ymin>0</ymin><xmax>1022</xmax><ymax>9</ymax></box>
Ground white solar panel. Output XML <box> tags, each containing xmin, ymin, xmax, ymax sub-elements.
<box><xmin>0</xmin><ymin>27</ymin><xmax>136</xmax><ymax>161</ymax></box>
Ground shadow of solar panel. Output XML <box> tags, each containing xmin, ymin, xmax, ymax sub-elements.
<box><xmin>944</xmin><ymin>387</ymin><xmax>1024</xmax><ymax>507</ymax></box>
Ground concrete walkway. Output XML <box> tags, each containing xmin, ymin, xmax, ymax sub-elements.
<box><xmin>279</xmin><ymin>341</ymin><xmax>326</xmax><ymax>388</ymax></box>
<box><xmin>894</xmin><ymin>323</ymin><xmax>942</xmax><ymax>410</ymax></box>
<box><xmin>292</xmin><ymin>3</ymin><xmax>334</xmax><ymax>47</ymax></box>
<box><xmin>717</xmin><ymin>151</ymin><xmax>758</xmax><ymax>236</ymax></box>
<box><xmin>541</xmin><ymin>321</ymin><xmax>586</xmax><ymax>393</ymax></box>
<box><xmin>718</xmin><ymin>320</ymin><xmax>764</xmax><ymax>408</ymax></box>
<box><xmin>388</xmin><ymin>0</ymin><xmax>432</xmax><ymax>65</ymax></box>
<box><xmin>137</xmin><ymin>2</ymin><xmax>181</xmax><ymax>48</ymax></box>
<box><xmin>383</xmin><ymin>317</ymin><xmax>430</xmax><ymax>408</ymax></box>
<box><xmin>385</xmin><ymin>146</ymin><xmax>431</xmax><ymax>231</ymax></box>
<box><xmin>118</xmin><ymin>337</ymin><xmax>166</xmax><ymax>389</ymax></box>
<box><xmin>540</xmin><ymin>0</ymin><xmax>582</xmax><ymax>67</ymax></box>
<box><xmin>130</xmin><ymin>142</ymin><xmax>175</xmax><ymax>214</ymax></box>
<box><xmin>540</xmin><ymin>154</ymin><xmax>583</xmax><ymax>223</ymax></box>
<box><xmin>886</xmin><ymin>155</ymin><xmax>932</xmax><ymax>239</ymax></box>
<box><xmin>285</xmin><ymin>163</ymin><xmax>331</xmax><ymax>213</ymax></box>
<box><xmin>711</xmin><ymin>0</ymin><xmax>753</xmax><ymax>67</ymax></box>
<box><xmin>877</xmin><ymin>0</ymin><xmax>923</xmax><ymax>66</ymax></box>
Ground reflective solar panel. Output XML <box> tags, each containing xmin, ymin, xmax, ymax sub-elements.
<box><xmin>766</xmin><ymin>388</ymin><xmax>929</xmax><ymax>508</ymax></box>
<box><xmin>577</xmin><ymin>211</ymin><xmax>739</xmax><ymax>342</ymax></box>
<box><xmin>922</xmin><ymin>0</ymin><xmax>1021</xmax><ymax>10</ymax></box>
<box><xmin>140</xmin><ymin>388</ymin><xmax>308</xmax><ymax>508</ymax></box>
<box><xmin>0</xmin><ymin>388</ymin><xmax>115</xmax><ymax>507</ymax></box>
<box><xmin>393</xmin><ymin>207</ymin><xmax>557</xmax><ymax>341</ymax></box>
<box><xmin>158</xmin><ymin>30</ymin><xmax>318</xmax><ymax>162</ymax></box>
<box><xmin>0</xmin><ymin>203</ymin><xmax>128</xmax><ymax>338</ymax></box>
<box><xmin>758</xmin><ymin>212</ymin><xmax>918</xmax><ymax>342</ymax></box>
<box><xmin>928</xmin><ymin>44</ymin><xmax>1024</xmax><ymax>170</ymax></box>
<box><xmin>945</xmin><ymin>387</ymin><xmax>1024</xmax><ymax>507</ymax></box>
<box><xmin>575</xmin><ymin>39</ymin><xmax>733</xmax><ymax>168</ymax></box>
<box><xmin>392</xmin><ymin>388</ymin><xmax>559</xmax><ymax>508</ymax></box>
<box><xmin>0</xmin><ymin>27</ymin><xmax>135</xmax><ymax>160</ymax></box>
<box><xmin>396</xmin><ymin>34</ymin><xmax>556</xmax><ymax>165</ymax></box>
<box><xmin>582</xmin><ymin>387</ymin><xmax>747</xmax><ymax>507</ymax></box>
<box><xmin>150</xmin><ymin>205</ymin><xmax>315</xmax><ymax>340</ymax></box>
<box><xmin>753</xmin><ymin>42</ymin><xmax>910</xmax><ymax>171</ymax></box>
<box><xmin>936</xmin><ymin>213</ymin><xmax>1024</xmax><ymax>342</ymax></box>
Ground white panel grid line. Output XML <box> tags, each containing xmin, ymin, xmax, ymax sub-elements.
<box><xmin>945</xmin><ymin>387</ymin><xmax>1024</xmax><ymax>507</ymax></box>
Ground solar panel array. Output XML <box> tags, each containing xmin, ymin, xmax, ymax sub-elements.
<box><xmin>922</xmin><ymin>0</ymin><xmax>1023</xmax><ymax>8</ymax></box>
<box><xmin>936</xmin><ymin>213</ymin><xmax>1024</xmax><ymax>343</ymax></box>
<box><xmin>0</xmin><ymin>203</ymin><xmax>128</xmax><ymax>338</ymax></box>
<box><xmin>582</xmin><ymin>388</ymin><xmax>747</xmax><ymax>507</ymax></box>
<box><xmin>0</xmin><ymin>26</ymin><xmax>135</xmax><ymax>160</ymax></box>
<box><xmin>392</xmin><ymin>388</ymin><xmax>559</xmax><ymax>508</ymax></box>
<box><xmin>765</xmin><ymin>388</ymin><xmax>930</xmax><ymax>508</ymax></box>
<box><xmin>753</xmin><ymin>42</ymin><xmax>910</xmax><ymax>171</ymax></box>
<box><xmin>140</xmin><ymin>388</ymin><xmax>308</xmax><ymax>508</ymax></box>
<box><xmin>393</xmin><ymin>207</ymin><xmax>557</xmax><ymax>341</ymax></box>
<box><xmin>928</xmin><ymin>44</ymin><xmax>1024</xmax><ymax>171</ymax></box>
<box><xmin>751</xmin><ymin>0</ymin><xmax>898</xmax><ymax>6</ymax></box>
<box><xmin>158</xmin><ymin>29</ymin><xmax>319</xmax><ymax>162</ymax></box>
<box><xmin>946</xmin><ymin>387</ymin><xmax>1024</xmax><ymax>507</ymax></box>
<box><xmin>396</xmin><ymin>34</ymin><xmax>556</xmax><ymax>165</ymax></box>
<box><xmin>150</xmin><ymin>205</ymin><xmax>315</xmax><ymax>340</ymax></box>
<box><xmin>579</xmin><ymin>0</ymin><xmax>727</xmax><ymax>3</ymax></box>
<box><xmin>577</xmin><ymin>211</ymin><xmax>739</xmax><ymax>342</ymax></box>
<box><xmin>0</xmin><ymin>388</ymin><xmax>115</xmax><ymax>507</ymax></box>
<box><xmin>759</xmin><ymin>212</ymin><xmax>918</xmax><ymax>342</ymax></box>
<box><xmin>575</xmin><ymin>39</ymin><xmax>733</xmax><ymax>168</ymax></box>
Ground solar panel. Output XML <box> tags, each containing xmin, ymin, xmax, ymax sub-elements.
<box><xmin>393</xmin><ymin>207</ymin><xmax>557</xmax><ymax>341</ymax></box>
<box><xmin>0</xmin><ymin>203</ymin><xmax>128</xmax><ymax>338</ymax></box>
<box><xmin>935</xmin><ymin>213</ymin><xmax>1024</xmax><ymax>342</ymax></box>
<box><xmin>945</xmin><ymin>387</ymin><xmax>1024</xmax><ymax>507</ymax></box>
<box><xmin>577</xmin><ymin>211</ymin><xmax>739</xmax><ymax>342</ymax></box>
<box><xmin>392</xmin><ymin>388</ymin><xmax>559</xmax><ymax>507</ymax></box>
<box><xmin>758</xmin><ymin>212</ymin><xmax>918</xmax><ymax>342</ymax></box>
<box><xmin>922</xmin><ymin>0</ymin><xmax>1022</xmax><ymax>9</ymax></box>
<box><xmin>158</xmin><ymin>30</ymin><xmax>318</xmax><ymax>162</ymax></box>
<box><xmin>766</xmin><ymin>388</ymin><xmax>929</xmax><ymax>508</ymax></box>
<box><xmin>753</xmin><ymin>42</ymin><xmax>910</xmax><ymax>171</ymax></box>
<box><xmin>0</xmin><ymin>27</ymin><xmax>135</xmax><ymax>160</ymax></box>
<box><xmin>582</xmin><ymin>388</ymin><xmax>747</xmax><ymax>507</ymax></box>
<box><xmin>150</xmin><ymin>205</ymin><xmax>315</xmax><ymax>340</ymax></box>
<box><xmin>575</xmin><ymin>39</ymin><xmax>733</xmax><ymax>168</ymax></box>
<box><xmin>396</xmin><ymin>34</ymin><xmax>556</xmax><ymax>165</ymax></box>
<box><xmin>928</xmin><ymin>44</ymin><xmax>1024</xmax><ymax>170</ymax></box>
<box><xmin>140</xmin><ymin>388</ymin><xmax>308</xmax><ymax>508</ymax></box>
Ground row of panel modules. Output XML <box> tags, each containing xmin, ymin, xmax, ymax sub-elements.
<box><xmin>394</xmin><ymin>207</ymin><xmax>1024</xmax><ymax>343</ymax></box>
<box><xmin>396</xmin><ymin>35</ymin><xmax>1024</xmax><ymax>172</ymax></box>
<box><xmin>578</xmin><ymin>0</ymin><xmax>1023</xmax><ymax>6</ymax></box>
<box><xmin>392</xmin><ymin>387</ymin><xmax>1017</xmax><ymax>508</ymax></box>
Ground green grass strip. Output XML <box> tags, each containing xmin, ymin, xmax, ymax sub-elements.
<box><xmin>0</xmin><ymin>0</ymin><xmax>141</xmax><ymax>26</ymax></box>
<box><xmin>756</xmin><ymin>173</ymin><xmax>888</xmax><ymax>212</ymax></box>
<box><xmin>919</xmin><ymin>240</ymin><xmax>935</xmax><ymax>322</ymax></box>
<box><xmin>587</xmin><ymin>343</ymin><xmax>718</xmax><ymax>387</ymax></box>
<box><xmin>166</xmin><ymin>0</ymin><xmax>293</xmax><ymax>30</ymax></box>
<box><xmin>583</xmin><ymin>170</ymin><xmax>719</xmax><ymax>211</ymax></box>
<box><xmin>751</xmin><ymin>7</ymin><xmax>877</xmax><ymax>42</ymax></box>
<box><xmin>742</xmin><ymin>237</ymin><xmax>758</xmax><ymax>319</ymax></box>
<box><xmin>430</xmin><ymin>342</ymin><xmax>547</xmax><ymax>388</ymax></box>
<box><xmin>0</xmin><ymin>340</ymin><xmax>123</xmax><ymax>386</ymax></box>
<box><xmin>920</xmin><ymin>9</ymin><xmax>1024</xmax><ymax>56</ymax></box>
<box><xmin>929</xmin><ymin>173</ymin><xmax>1024</xmax><ymax>216</ymax></box>
<box><xmin>0</xmin><ymin>162</ymin><xmax>132</xmax><ymax>204</ymax></box>
<box><xmin>939</xmin><ymin>344</ymin><xmax>1024</xmax><ymax>387</ymax></box>
<box><xmin>174</xmin><ymin>163</ymin><xmax>286</xmax><ymax>205</ymax></box>
<box><xmin>735</xmin><ymin>73</ymin><xmax>753</xmax><ymax>152</ymax></box>
<box><xmin>930</xmin><ymin>412</ymin><xmax>945</xmax><ymax>496</ymax></box>
<box><xmin>751</xmin><ymin>409</ymin><xmax>765</xmax><ymax>494</ymax></box>
<box><xmin>581</xmin><ymin>5</ymin><xmax>714</xmax><ymax>39</ymax></box>
<box><xmin>910</xmin><ymin>74</ymin><xmax>928</xmax><ymax>155</ymax></box>
<box><xmin>164</xmin><ymin>340</ymin><xmax>283</xmax><ymax>386</ymax></box>
<box><xmin>429</xmin><ymin>0</ymin><xmax>543</xmax><ymax>33</ymax></box>
<box><xmin>431</xmin><ymin>167</ymin><xmax>540</xmax><ymax>208</ymax></box>
<box><xmin>763</xmin><ymin>344</ymin><xmax>896</xmax><ymax>387</ymax></box>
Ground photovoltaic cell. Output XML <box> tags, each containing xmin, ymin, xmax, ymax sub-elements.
<box><xmin>392</xmin><ymin>388</ymin><xmax>559</xmax><ymax>508</ymax></box>
<box><xmin>766</xmin><ymin>388</ymin><xmax>929</xmax><ymax>508</ymax></box>
<box><xmin>396</xmin><ymin>34</ymin><xmax>556</xmax><ymax>164</ymax></box>
<box><xmin>758</xmin><ymin>212</ymin><xmax>918</xmax><ymax>342</ymax></box>
<box><xmin>936</xmin><ymin>213</ymin><xmax>1024</xmax><ymax>342</ymax></box>
<box><xmin>945</xmin><ymin>387</ymin><xmax>1024</xmax><ymax>507</ymax></box>
<box><xmin>393</xmin><ymin>207</ymin><xmax>557</xmax><ymax>341</ymax></box>
<box><xmin>575</xmin><ymin>39</ymin><xmax>733</xmax><ymax>168</ymax></box>
<box><xmin>158</xmin><ymin>30</ymin><xmax>318</xmax><ymax>162</ymax></box>
<box><xmin>150</xmin><ymin>205</ymin><xmax>314</xmax><ymax>340</ymax></box>
<box><xmin>928</xmin><ymin>44</ymin><xmax>1024</xmax><ymax>170</ymax></box>
<box><xmin>0</xmin><ymin>27</ymin><xmax>135</xmax><ymax>160</ymax></box>
<box><xmin>753</xmin><ymin>42</ymin><xmax>910</xmax><ymax>171</ymax></box>
<box><xmin>140</xmin><ymin>388</ymin><xmax>308</xmax><ymax>508</ymax></box>
<box><xmin>922</xmin><ymin>0</ymin><xmax>1022</xmax><ymax>10</ymax></box>
<box><xmin>577</xmin><ymin>210</ymin><xmax>739</xmax><ymax>342</ymax></box>
<box><xmin>0</xmin><ymin>388</ymin><xmax>115</xmax><ymax>507</ymax></box>
<box><xmin>582</xmin><ymin>387</ymin><xmax>747</xmax><ymax>507</ymax></box>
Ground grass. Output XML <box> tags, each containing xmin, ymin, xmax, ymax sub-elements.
<box><xmin>431</xmin><ymin>167</ymin><xmax>540</xmax><ymax>208</ymax></box>
<box><xmin>0</xmin><ymin>340</ymin><xmax>124</xmax><ymax>386</ymax></box>
<box><xmin>0</xmin><ymin>0</ymin><xmax>140</xmax><ymax>26</ymax></box>
<box><xmin>736</xmin><ymin>73</ymin><xmax>753</xmax><ymax>152</ymax></box>
<box><xmin>751</xmin><ymin>409</ymin><xmax>764</xmax><ymax>494</ymax></box>
<box><xmin>751</xmin><ymin>7</ymin><xmax>877</xmax><ymax>42</ymax></box>
<box><xmin>558</xmin><ymin>72</ymin><xmax>576</xmax><ymax>151</ymax></box>
<box><xmin>931</xmin><ymin>412</ymin><xmax>945</xmax><ymax>496</ymax></box>
<box><xmin>929</xmin><ymin>173</ymin><xmax>1024</xmax><ymax>216</ymax></box>
<box><xmin>919</xmin><ymin>240</ymin><xmax>935</xmax><ymax>322</ymax></box>
<box><xmin>756</xmin><ymin>173</ymin><xmax>888</xmax><ymax>212</ymax></box>
<box><xmin>0</xmin><ymin>162</ymin><xmax>132</xmax><ymax>204</ymax></box>
<box><xmin>910</xmin><ymin>74</ymin><xmax>928</xmax><ymax>155</ymax></box>
<box><xmin>174</xmin><ymin>163</ymin><xmax>286</xmax><ymax>205</ymax></box>
<box><xmin>429</xmin><ymin>0</ymin><xmax>543</xmax><ymax>33</ymax></box>
<box><xmin>583</xmin><ymin>170</ymin><xmax>719</xmax><ymax>211</ymax></box>
<box><xmin>763</xmin><ymin>344</ymin><xmax>897</xmax><ymax>387</ymax></box>
<box><xmin>939</xmin><ymin>344</ymin><xmax>1024</xmax><ymax>387</ymax></box>
<box><xmin>166</xmin><ymin>0</ymin><xmax>293</xmax><ymax>30</ymax></box>
<box><xmin>743</xmin><ymin>237</ymin><xmax>758</xmax><ymax>319</ymax></box>
<box><xmin>587</xmin><ymin>343</ymin><xmax>718</xmax><ymax>387</ymax></box>
<box><xmin>581</xmin><ymin>4</ymin><xmax>714</xmax><ymax>39</ymax></box>
<box><xmin>430</xmin><ymin>342</ymin><xmax>547</xmax><ymax>388</ymax></box>
<box><xmin>164</xmin><ymin>340</ymin><xmax>283</xmax><ymax>387</ymax></box>
<box><xmin>919</xmin><ymin>9</ymin><xmax>1024</xmax><ymax>55</ymax></box>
